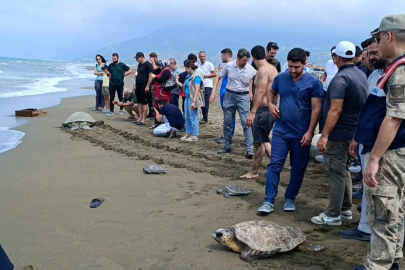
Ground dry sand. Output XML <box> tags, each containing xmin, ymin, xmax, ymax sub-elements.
<box><xmin>0</xmin><ymin>79</ymin><xmax>399</xmax><ymax>269</ymax></box>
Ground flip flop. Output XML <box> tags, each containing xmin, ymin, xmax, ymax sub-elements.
<box><xmin>136</xmin><ymin>122</ymin><xmax>146</xmax><ymax>126</ymax></box>
<box><xmin>90</xmin><ymin>198</ymin><xmax>105</xmax><ymax>208</ymax></box>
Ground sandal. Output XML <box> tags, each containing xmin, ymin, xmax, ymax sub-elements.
<box><xmin>149</xmin><ymin>124</ymin><xmax>157</xmax><ymax>129</ymax></box>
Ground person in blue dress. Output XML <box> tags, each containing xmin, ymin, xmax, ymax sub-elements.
<box><xmin>258</xmin><ymin>48</ymin><xmax>323</xmax><ymax>214</ymax></box>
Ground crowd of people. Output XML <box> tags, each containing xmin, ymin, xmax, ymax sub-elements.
<box><xmin>87</xmin><ymin>14</ymin><xmax>405</xmax><ymax>270</ymax></box>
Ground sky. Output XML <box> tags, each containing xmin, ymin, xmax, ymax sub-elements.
<box><xmin>1</xmin><ymin>0</ymin><xmax>404</xmax><ymax>60</ymax></box>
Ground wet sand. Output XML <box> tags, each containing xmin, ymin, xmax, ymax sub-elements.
<box><xmin>0</xmin><ymin>80</ymin><xmax>394</xmax><ymax>269</ymax></box>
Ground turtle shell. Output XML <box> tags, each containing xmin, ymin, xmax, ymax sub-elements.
<box><xmin>225</xmin><ymin>185</ymin><xmax>251</xmax><ymax>196</ymax></box>
<box><xmin>64</xmin><ymin>112</ymin><xmax>96</xmax><ymax>125</ymax></box>
<box><xmin>232</xmin><ymin>221</ymin><xmax>306</xmax><ymax>253</ymax></box>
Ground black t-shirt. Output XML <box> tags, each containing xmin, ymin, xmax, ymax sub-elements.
<box><xmin>160</xmin><ymin>104</ymin><xmax>185</xmax><ymax>130</ymax></box>
<box><xmin>108</xmin><ymin>62</ymin><xmax>130</xmax><ymax>86</ymax></box>
<box><xmin>323</xmin><ymin>64</ymin><xmax>367</xmax><ymax>141</ymax></box>
<box><xmin>252</xmin><ymin>58</ymin><xmax>281</xmax><ymax>72</ymax></box>
<box><xmin>136</xmin><ymin>61</ymin><xmax>153</xmax><ymax>86</ymax></box>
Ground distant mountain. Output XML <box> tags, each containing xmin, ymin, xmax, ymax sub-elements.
<box><xmin>75</xmin><ymin>25</ymin><xmax>332</xmax><ymax>67</ymax></box>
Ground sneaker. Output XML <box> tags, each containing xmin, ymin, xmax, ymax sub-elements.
<box><xmin>102</xmin><ymin>109</ymin><xmax>109</xmax><ymax>113</ymax></box>
<box><xmin>106</xmin><ymin>112</ymin><xmax>114</xmax><ymax>116</ymax></box>
<box><xmin>339</xmin><ymin>227</ymin><xmax>371</xmax><ymax>242</ymax></box>
<box><xmin>92</xmin><ymin>107</ymin><xmax>98</xmax><ymax>111</ymax></box>
<box><xmin>118</xmin><ymin>110</ymin><xmax>124</xmax><ymax>116</ymax></box>
<box><xmin>98</xmin><ymin>107</ymin><xmax>104</xmax><ymax>111</ymax></box>
<box><xmin>180</xmin><ymin>134</ymin><xmax>190</xmax><ymax>141</ymax></box>
<box><xmin>218</xmin><ymin>147</ymin><xmax>232</xmax><ymax>154</ymax></box>
<box><xmin>214</xmin><ymin>136</ymin><xmax>224</xmax><ymax>142</ymax></box>
<box><xmin>284</xmin><ymin>200</ymin><xmax>296</xmax><ymax>212</ymax></box>
<box><xmin>246</xmin><ymin>153</ymin><xmax>254</xmax><ymax>159</ymax></box>
<box><xmin>258</xmin><ymin>202</ymin><xmax>274</xmax><ymax>214</ymax></box>
<box><xmin>311</xmin><ymin>213</ymin><xmax>342</xmax><ymax>226</ymax></box>
<box><xmin>200</xmin><ymin>120</ymin><xmax>207</xmax><ymax>125</ymax></box>
<box><xmin>315</xmin><ymin>155</ymin><xmax>325</xmax><ymax>163</ymax></box>
<box><xmin>185</xmin><ymin>136</ymin><xmax>198</xmax><ymax>142</ymax></box>
<box><xmin>341</xmin><ymin>209</ymin><xmax>353</xmax><ymax>220</ymax></box>
<box><xmin>166</xmin><ymin>129</ymin><xmax>176</xmax><ymax>139</ymax></box>
<box><xmin>217</xmin><ymin>138</ymin><xmax>225</xmax><ymax>144</ymax></box>
<box><xmin>350</xmin><ymin>158</ymin><xmax>361</xmax><ymax>173</ymax></box>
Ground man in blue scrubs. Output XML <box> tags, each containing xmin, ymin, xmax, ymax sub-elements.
<box><xmin>258</xmin><ymin>48</ymin><xmax>323</xmax><ymax>213</ymax></box>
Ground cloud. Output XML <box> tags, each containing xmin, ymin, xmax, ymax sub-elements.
<box><xmin>1</xmin><ymin>0</ymin><xmax>404</xmax><ymax>59</ymax></box>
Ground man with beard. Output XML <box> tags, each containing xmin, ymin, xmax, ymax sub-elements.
<box><xmin>107</xmin><ymin>53</ymin><xmax>132</xmax><ymax>116</ymax></box>
<box><xmin>258</xmin><ymin>48</ymin><xmax>323</xmax><ymax>214</ymax></box>
<box><xmin>241</xmin><ymin>45</ymin><xmax>277</xmax><ymax>179</ymax></box>
<box><xmin>210</xmin><ymin>48</ymin><xmax>235</xmax><ymax>144</ymax></box>
<box><xmin>355</xmin><ymin>15</ymin><xmax>405</xmax><ymax>270</ymax></box>
<box><xmin>252</xmin><ymin>42</ymin><xmax>281</xmax><ymax>73</ymax></box>
<box><xmin>312</xmin><ymin>41</ymin><xmax>367</xmax><ymax>226</ymax></box>
<box><xmin>340</xmin><ymin>36</ymin><xmax>392</xmax><ymax>243</ymax></box>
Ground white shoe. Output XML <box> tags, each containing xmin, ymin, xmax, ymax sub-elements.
<box><xmin>119</xmin><ymin>110</ymin><xmax>124</xmax><ymax>116</ymax></box>
<box><xmin>341</xmin><ymin>210</ymin><xmax>353</xmax><ymax>220</ymax></box>
<box><xmin>185</xmin><ymin>136</ymin><xmax>198</xmax><ymax>142</ymax></box>
<box><xmin>311</xmin><ymin>213</ymin><xmax>342</xmax><ymax>226</ymax></box>
<box><xmin>180</xmin><ymin>135</ymin><xmax>190</xmax><ymax>141</ymax></box>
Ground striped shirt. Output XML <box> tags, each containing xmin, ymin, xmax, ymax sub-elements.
<box><xmin>220</xmin><ymin>61</ymin><xmax>256</xmax><ymax>93</ymax></box>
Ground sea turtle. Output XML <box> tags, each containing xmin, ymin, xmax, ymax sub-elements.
<box><xmin>212</xmin><ymin>220</ymin><xmax>323</xmax><ymax>261</ymax></box>
<box><xmin>62</xmin><ymin>112</ymin><xmax>97</xmax><ymax>130</ymax></box>
<box><xmin>217</xmin><ymin>185</ymin><xmax>251</xmax><ymax>199</ymax></box>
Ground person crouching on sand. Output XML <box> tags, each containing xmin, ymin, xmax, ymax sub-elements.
<box><xmin>175</xmin><ymin>60</ymin><xmax>203</xmax><ymax>142</ymax></box>
<box><xmin>101</xmin><ymin>65</ymin><xmax>111</xmax><ymax>113</ymax></box>
<box><xmin>113</xmin><ymin>88</ymin><xmax>139</xmax><ymax>121</ymax></box>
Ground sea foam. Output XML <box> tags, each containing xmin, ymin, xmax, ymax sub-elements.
<box><xmin>0</xmin><ymin>128</ymin><xmax>25</xmax><ymax>155</ymax></box>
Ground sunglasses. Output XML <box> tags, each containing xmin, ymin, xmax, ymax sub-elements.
<box><xmin>376</xmin><ymin>32</ymin><xmax>388</xmax><ymax>44</ymax></box>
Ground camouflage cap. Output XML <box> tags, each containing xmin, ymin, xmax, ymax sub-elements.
<box><xmin>371</xmin><ymin>14</ymin><xmax>405</xmax><ymax>37</ymax></box>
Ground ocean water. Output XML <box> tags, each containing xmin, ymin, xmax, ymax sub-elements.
<box><xmin>0</xmin><ymin>56</ymin><xmax>95</xmax><ymax>156</ymax></box>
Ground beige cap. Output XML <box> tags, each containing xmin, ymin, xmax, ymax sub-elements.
<box><xmin>371</xmin><ymin>14</ymin><xmax>405</xmax><ymax>37</ymax></box>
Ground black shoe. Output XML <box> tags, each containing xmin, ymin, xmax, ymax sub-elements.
<box><xmin>214</xmin><ymin>136</ymin><xmax>223</xmax><ymax>142</ymax></box>
<box><xmin>246</xmin><ymin>153</ymin><xmax>254</xmax><ymax>159</ymax></box>
<box><xmin>355</xmin><ymin>266</ymin><xmax>365</xmax><ymax>270</ymax></box>
<box><xmin>357</xmin><ymin>204</ymin><xmax>362</xmax><ymax>212</ymax></box>
<box><xmin>166</xmin><ymin>129</ymin><xmax>176</xmax><ymax>139</ymax></box>
<box><xmin>218</xmin><ymin>147</ymin><xmax>231</xmax><ymax>154</ymax></box>
<box><xmin>391</xmin><ymin>263</ymin><xmax>399</xmax><ymax>270</ymax></box>
<box><xmin>340</xmin><ymin>227</ymin><xmax>371</xmax><ymax>242</ymax></box>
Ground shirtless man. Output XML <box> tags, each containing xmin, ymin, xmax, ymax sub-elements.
<box><xmin>241</xmin><ymin>45</ymin><xmax>277</xmax><ymax>179</ymax></box>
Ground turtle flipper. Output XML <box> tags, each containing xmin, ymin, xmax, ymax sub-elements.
<box><xmin>296</xmin><ymin>243</ymin><xmax>324</xmax><ymax>252</ymax></box>
<box><xmin>223</xmin><ymin>192</ymin><xmax>232</xmax><ymax>199</ymax></box>
<box><xmin>83</xmin><ymin>125</ymin><xmax>92</xmax><ymax>130</ymax></box>
<box><xmin>241</xmin><ymin>248</ymin><xmax>280</xmax><ymax>261</ymax></box>
<box><xmin>70</xmin><ymin>125</ymin><xmax>79</xmax><ymax>131</ymax></box>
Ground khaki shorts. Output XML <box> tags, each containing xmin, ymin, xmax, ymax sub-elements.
<box><xmin>102</xmin><ymin>86</ymin><xmax>109</xmax><ymax>96</ymax></box>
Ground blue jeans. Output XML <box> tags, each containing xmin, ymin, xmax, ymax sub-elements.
<box><xmin>0</xmin><ymin>243</ymin><xmax>13</xmax><ymax>270</ymax></box>
<box><xmin>220</xmin><ymin>93</ymin><xmax>235</xmax><ymax>137</ymax></box>
<box><xmin>202</xmin><ymin>87</ymin><xmax>212</xmax><ymax>121</ymax></box>
<box><xmin>265</xmin><ymin>133</ymin><xmax>310</xmax><ymax>204</ymax></box>
<box><xmin>171</xmin><ymin>93</ymin><xmax>179</xmax><ymax>107</ymax></box>
<box><xmin>94</xmin><ymin>80</ymin><xmax>105</xmax><ymax>108</ymax></box>
<box><xmin>223</xmin><ymin>92</ymin><xmax>253</xmax><ymax>153</ymax></box>
<box><xmin>185</xmin><ymin>95</ymin><xmax>199</xmax><ymax>136</ymax></box>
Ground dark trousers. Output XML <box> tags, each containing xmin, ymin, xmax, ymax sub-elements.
<box><xmin>324</xmin><ymin>140</ymin><xmax>353</xmax><ymax>217</ymax></box>
<box><xmin>0</xmin><ymin>243</ymin><xmax>13</xmax><ymax>270</ymax></box>
<box><xmin>171</xmin><ymin>93</ymin><xmax>180</xmax><ymax>107</ymax></box>
<box><xmin>109</xmin><ymin>85</ymin><xmax>123</xmax><ymax>112</ymax></box>
<box><xmin>319</xmin><ymin>93</ymin><xmax>326</xmax><ymax>133</ymax></box>
<box><xmin>94</xmin><ymin>80</ymin><xmax>105</xmax><ymax>108</ymax></box>
<box><xmin>265</xmin><ymin>133</ymin><xmax>310</xmax><ymax>204</ymax></box>
<box><xmin>202</xmin><ymin>87</ymin><xmax>212</xmax><ymax>121</ymax></box>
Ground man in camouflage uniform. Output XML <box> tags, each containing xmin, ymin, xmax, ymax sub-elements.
<box><xmin>356</xmin><ymin>14</ymin><xmax>405</xmax><ymax>270</ymax></box>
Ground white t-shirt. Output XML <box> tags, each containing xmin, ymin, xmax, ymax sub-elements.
<box><xmin>200</xmin><ymin>61</ymin><xmax>215</xmax><ymax>88</ymax></box>
<box><xmin>324</xmin><ymin>60</ymin><xmax>338</xmax><ymax>91</ymax></box>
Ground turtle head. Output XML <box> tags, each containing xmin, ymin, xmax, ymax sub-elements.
<box><xmin>212</xmin><ymin>229</ymin><xmax>240</xmax><ymax>252</ymax></box>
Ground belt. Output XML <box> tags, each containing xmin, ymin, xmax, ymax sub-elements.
<box><xmin>226</xmin><ymin>89</ymin><xmax>249</xmax><ymax>95</ymax></box>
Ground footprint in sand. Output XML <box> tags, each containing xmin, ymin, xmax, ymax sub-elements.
<box><xmin>175</xmin><ymin>192</ymin><xmax>193</xmax><ymax>201</ymax></box>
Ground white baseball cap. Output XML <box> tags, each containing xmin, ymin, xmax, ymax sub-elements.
<box><xmin>334</xmin><ymin>41</ymin><xmax>356</xmax><ymax>58</ymax></box>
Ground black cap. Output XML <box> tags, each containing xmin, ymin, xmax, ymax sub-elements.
<box><xmin>134</xmin><ymin>52</ymin><xmax>144</xmax><ymax>59</ymax></box>
<box><xmin>355</xmin><ymin>46</ymin><xmax>363</xmax><ymax>57</ymax></box>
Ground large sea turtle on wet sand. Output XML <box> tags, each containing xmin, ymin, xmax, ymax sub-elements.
<box><xmin>212</xmin><ymin>220</ymin><xmax>323</xmax><ymax>261</ymax></box>
<box><xmin>62</xmin><ymin>112</ymin><xmax>99</xmax><ymax>130</ymax></box>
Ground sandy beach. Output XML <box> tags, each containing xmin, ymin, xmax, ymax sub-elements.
<box><xmin>0</xmin><ymin>78</ymin><xmax>399</xmax><ymax>269</ymax></box>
